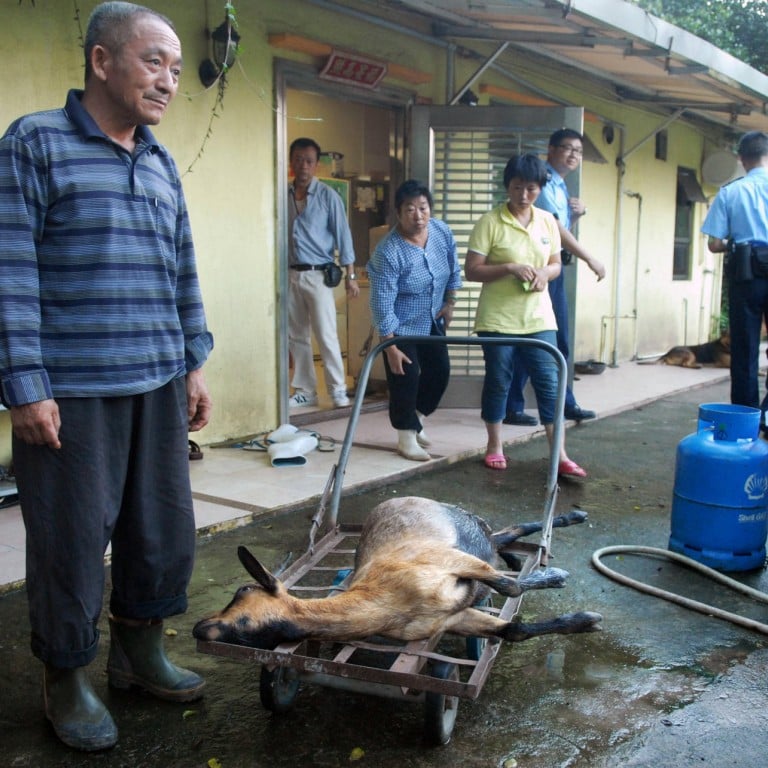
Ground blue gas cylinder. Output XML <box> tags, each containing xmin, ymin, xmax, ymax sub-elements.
<box><xmin>669</xmin><ymin>403</ymin><xmax>768</xmax><ymax>571</ymax></box>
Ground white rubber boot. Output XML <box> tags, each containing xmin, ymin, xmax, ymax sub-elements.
<box><xmin>397</xmin><ymin>430</ymin><xmax>431</xmax><ymax>461</ymax></box>
<box><xmin>415</xmin><ymin>411</ymin><xmax>431</xmax><ymax>447</ymax></box>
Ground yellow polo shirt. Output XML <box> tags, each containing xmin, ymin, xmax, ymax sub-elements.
<box><xmin>468</xmin><ymin>202</ymin><xmax>560</xmax><ymax>335</ymax></box>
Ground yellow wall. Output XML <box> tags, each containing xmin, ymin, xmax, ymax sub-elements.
<box><xmin>0</xmin><ymin>0</ymin><xmax>732</xmax><ymax>467</ymax></box>
<box><xmin>577</xmin><ymin>112</ymin><xmax>722</xmax><ymax>363</ymax></box>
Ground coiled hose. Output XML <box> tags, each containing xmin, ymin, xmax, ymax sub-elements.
<box><xmin>591</xmin><ymin>545</ymin><xmax>768</xmax><ymax>636</ymax></box>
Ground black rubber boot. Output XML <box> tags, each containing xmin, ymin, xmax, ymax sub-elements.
<box><xmin>107</xmin><ymin>617</ymin><xmax>205</xmax><ymax>702</ymax></box>
<box><xmin>44</xmin><ymin>665</ymin><xmax>118</xmax><ymax>751</ymax></box>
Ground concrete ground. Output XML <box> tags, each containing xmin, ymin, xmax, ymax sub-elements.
<box><xmin>1</xmin><ymin>377</ymin><xmax>767</xmax><ymax>767</ymax></box>
<box><xmin>0</xmin><ymin>358</ymin><xmax>733</xmax><ymax>590</ymax></box>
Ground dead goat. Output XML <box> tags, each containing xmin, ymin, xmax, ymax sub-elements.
<box><xmin>193</xmin><ymin>496</ymin><xmax>602</xmax><ymax>648</ymax></box>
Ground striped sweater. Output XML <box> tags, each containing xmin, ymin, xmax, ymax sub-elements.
<box><xmin>0</xmin><ymin>90</ymin><xmax>213</xmax><ymax>406</ymax></box>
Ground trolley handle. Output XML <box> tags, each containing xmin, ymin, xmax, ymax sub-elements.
<box><xmin>325</xmin><ymin>335</ymin><xmax>567</xmax><ymax>541</ymax></box>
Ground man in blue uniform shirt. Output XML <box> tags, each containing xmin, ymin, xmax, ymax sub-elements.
<box><xmin>702</xmin><ymin>131</ymin><xmax>768</xmax><ymax>424</ymax></box>
<box><xmin>505</xmin><ymin>129</ymin><xmax>605</xmax><ymax>426</ymax></box>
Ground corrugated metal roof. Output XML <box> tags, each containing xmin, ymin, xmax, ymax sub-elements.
<box><xmin>386</xmin><ymin>0</ymin><xmax>768</xmax><ymax>134</ymax></box>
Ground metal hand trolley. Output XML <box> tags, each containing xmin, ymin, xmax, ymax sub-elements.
<box><xmin>197</xmin><ymin>336</ymin><xmax>571</xmax><ymax>745</ymax></box>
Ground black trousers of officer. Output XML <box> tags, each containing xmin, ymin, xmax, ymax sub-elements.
<box><xmin>729</xmin><ymin>273</ymin><xmax>768</xmax><ymax>416</ymax></box>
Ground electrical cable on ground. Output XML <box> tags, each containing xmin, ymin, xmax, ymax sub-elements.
<box><xmin>591</xmin><ymin>545</ymin><xmax>768</xmax><ymax>636</ymax></box>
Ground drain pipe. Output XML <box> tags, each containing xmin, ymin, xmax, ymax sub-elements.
<box><xmin>699</xmin><ymin>259</ymin><xmax>720</xmax><ymax>339</ymax></box>
<box><xmin>610</xmin><ymin>128</ymin><xmax>627</xmax><ymax>367</ymax></box>
<box><xmin>612</xmin><ymin>109</ymin><xmax>685</xmax><ymax>366</ymax></box>
<box><xmin>624</xmin><ymin>190</ymin><xmax>643</xmax><ymax>359</ymax></box>
<box><xmin>599</xmin><ymin>314</ymin><xmax>635</xmax><ymax>363</ymax></box>
<box><xmin>700</xmin><ymin>269</ymin><xmax>713</xmax><ymax>339</ymax></box>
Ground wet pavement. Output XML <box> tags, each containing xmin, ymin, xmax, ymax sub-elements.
<box><xmin>1</xmin><ymin>378</ymin><xmax>768</xmax><ymax>767</ymax></box>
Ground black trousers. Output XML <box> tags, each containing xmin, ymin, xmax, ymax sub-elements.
<box><xmin>728</xmin><ymin>274</ymin><xmax>768</xmax><ymax>415</ymax></box>
<box><xmin>382</xmin><ymin>325</ymin><xmax>450</xmax><ymax>431</ymax></box>
<box><xmin>13</xmin><ymin>378</ymin><xmax>195</xmax><ymax>669</ymax></box>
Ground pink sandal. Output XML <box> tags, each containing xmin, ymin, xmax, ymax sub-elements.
<box><xmin>558</xmin><ymin>459</ymin><xmax>587</xmax><ymax>478</ymax></box>
<box><xmin>484</xmin><ymin>453</ymin><xmax>507</xmax><ymax>470</ymax></box>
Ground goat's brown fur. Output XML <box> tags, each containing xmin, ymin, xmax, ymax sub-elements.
<box><xmin>193</xmin><ymin>497</ymin><xmax>602</xmax><ymax>648</ymax></box>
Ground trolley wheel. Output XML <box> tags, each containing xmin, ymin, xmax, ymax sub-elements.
<box><xmin>423</xmin><ymin>661</ymin><xmax>460</xmax><ymax>746</ymax></box>
<box><xmin>259</xmin><ymin>665</ymin><xmax>300</xmax><ymax>713</ymax></box>
<box><xmin>466</xmin><ymin>594</ymin><xmax>493</xmax><ymax>660</ymax></box>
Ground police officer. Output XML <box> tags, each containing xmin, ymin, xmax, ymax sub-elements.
<box><xmin>702</xmin><ymin>131</ymin><xmax>768</xmax><ymax>422</ymax></box>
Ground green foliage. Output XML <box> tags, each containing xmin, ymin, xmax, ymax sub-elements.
<box><xmin>631</xmin><ymin>0</ymin><xmax>768</xmax><ymax>74</ymax></box>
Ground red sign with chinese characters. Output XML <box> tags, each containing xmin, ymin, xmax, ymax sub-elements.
<box><xmin>318</xmin><ymin>50</ymin><xmax>387</xmax><ymax>90</ymax></box>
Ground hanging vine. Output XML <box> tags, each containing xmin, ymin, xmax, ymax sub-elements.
<box><xmin>72</xmin><ymin>0</ymin><xmax>84</xmax><ymax>53</ymax></box>
<box><xmin>183</xmin><ymin>78</ymin><xmax>228</xmax><ymax>176</ymax></box>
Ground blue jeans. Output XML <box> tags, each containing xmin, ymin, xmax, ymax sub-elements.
<box><xmin>480</xmin><ymin>330</ymin><xmax>559</xmax><ymax>424</ymax></box>
<box><xmin>507</xmin><ymin>272</ymin><xmax>577</xmax><ymax>413</ymax></box>
<box><xmin>728</xmin><ymin>274</ymin><xmax>768</xmax><ymax>416</ymax></box>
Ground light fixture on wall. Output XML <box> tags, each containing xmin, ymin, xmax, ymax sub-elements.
<box><xmin>199</xmin><ymin>15</ymin><xmax>241</xmax><ymax>87</ymax></box>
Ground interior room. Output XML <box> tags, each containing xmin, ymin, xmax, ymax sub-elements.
<box><xmin>285</xmin><ymin>88</ymin><xmax>401</xmax><ymax>418</ymax></box>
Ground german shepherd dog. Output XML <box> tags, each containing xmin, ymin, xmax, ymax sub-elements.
<box><xmin>655</xmin><ymin>331</ymin><xmax>731</xmax><ymax>369</ymax></box>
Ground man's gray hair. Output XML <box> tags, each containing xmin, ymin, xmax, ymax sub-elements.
<box><xmin>84</xmin><ymin>2</ymin><xmax>175</xmax><ymax>82</ymax></box>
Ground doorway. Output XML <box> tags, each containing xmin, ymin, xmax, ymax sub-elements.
<box><xmin>275</xmin><ymin>61</ymin><xmax>407</xmax><ymax>424</ymax></box>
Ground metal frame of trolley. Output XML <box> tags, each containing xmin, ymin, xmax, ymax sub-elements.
<box><xmin>196</xmin><ymin>336</ymin><xmax>568</xmax><ymax>745</ymax></box>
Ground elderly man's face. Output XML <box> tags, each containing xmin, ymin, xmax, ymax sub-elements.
<box><xmin>101</xmin><ymin>15</ymin><xmax>182</xmax><ymax>127</ymax></box>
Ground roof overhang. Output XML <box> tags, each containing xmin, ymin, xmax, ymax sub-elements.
<box><xmin>385</xmin><ymin>0</ymin><xmax>768</xmax><ymax>135</ymax></box>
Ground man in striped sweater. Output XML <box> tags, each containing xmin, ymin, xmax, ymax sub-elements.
<box><xmin>0</xmin><ymin>2</ymin><xmax>213</xmax><ymax>751</ymax></box>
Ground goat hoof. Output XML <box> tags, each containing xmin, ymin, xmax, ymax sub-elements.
<box><xmin>564</xmin><ymin>611</ymin><xmax>603</xmax><ymax>633</ymax></box>
<box><xmin>520</xmin><ymin>567</ymin><xmax>570</xmax><ymax>591</ymax></box>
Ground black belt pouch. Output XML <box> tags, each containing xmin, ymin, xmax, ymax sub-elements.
<box><xmin>323</xmin><ymin>263</ymin><xmax>343</xmax><ymax>287</ymax></box>
<box><xmin>729</xmin><ymin>243</ymin><xmax>753</xmax><ymax>282</ymax></box>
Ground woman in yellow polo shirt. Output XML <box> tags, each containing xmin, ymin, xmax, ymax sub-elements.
<box><xmin>465</xmin><ymin>153</ymin><xmax>587</xmax><ymax>478</ymax></box>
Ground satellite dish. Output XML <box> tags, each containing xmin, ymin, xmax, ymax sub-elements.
<box><xmin>702</xmin><ymin>151</ymin><xmax>743</xmax><ymax>187</ymax></box>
